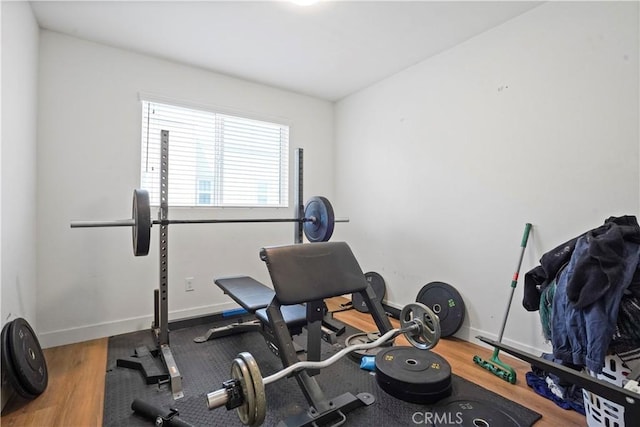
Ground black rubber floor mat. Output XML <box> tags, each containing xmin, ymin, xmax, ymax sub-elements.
<box><xmin>103</xmin><ymin>321</ymin><xmax>542</xmax><ymax>426</ymax></box>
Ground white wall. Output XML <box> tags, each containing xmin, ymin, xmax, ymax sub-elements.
<box><xmin>36</xmin><ymin>31</ymin><xmax>334</xmax><ymax>348</ymax></box>
<box><xmin>1</xmin><ymin>2</ymin><xmax>40</xmax><ymax>332</ymax></box>
<box><xmin>335</xmin><ymin>2</ymin><xmax>639</xmax><ymax>354</ymax></box>
<box><xmin>1</xmin><ymin>1</ymin><xmax>40</xmax><ymax>409</ymax></box>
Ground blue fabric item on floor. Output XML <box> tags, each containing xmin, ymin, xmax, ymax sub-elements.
<box><xmin>526</xmin><ymin>371</ymin><xmax>585</xmax><ymax>415</ymax></box>
<box><xmin>360</xmin><ymin>355</ymin><xmax>376</xmax><ymax>371</ymax></box>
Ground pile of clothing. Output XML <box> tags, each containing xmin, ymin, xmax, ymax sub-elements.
<box><xmin>523</xmin><ymin>215</ymin><xmax>640</xmax><ymax>413</ymax></box>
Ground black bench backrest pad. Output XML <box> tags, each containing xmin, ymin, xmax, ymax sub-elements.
<box><xmin>214</xmin><ymin>276</ymin><xmax>275</xmax><ymax>312</ymax></box>
<box><xmin>259</xmin><ymin>242</ymin><xmax>368</xmax><ymax>305</ymax></box>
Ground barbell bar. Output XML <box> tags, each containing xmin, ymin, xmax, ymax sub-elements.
<box><xmin>205</xmin><ymin>302</ymin><xmax>441</xmax><ymax>426</ymax></box>
<box><xmin>70</xmin><ymin>217</ymin><xmax>348</xmax><ymax>226</ymax></box>
<box><xmin>70</xmin><ymin>189</ymin><xmax>349</xmax><ymax>256</ymax></box>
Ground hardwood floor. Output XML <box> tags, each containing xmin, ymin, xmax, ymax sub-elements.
<box><xmin>1</xmin><ymin>298</ymin><xmax>587</xmax><ymax>426</ymax></box>
<box><xmin>1</xmin><ymin>338</ymin><xmax>107</xmax><ymax>427</ymax></box>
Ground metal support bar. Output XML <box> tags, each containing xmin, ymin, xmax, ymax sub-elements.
<box><xmin>158</xmin><ymin>130</ymin><xmax>170</xmax><ymax>346</ymax></box>
<box><xmin>193</xmin><ymin>320</ymin><xmax>263</xmax><ymax>343</ymax></box>
<box><xmin>294</xmin><ymin>148</ymin><xmax>304</xmax><ymax>243</ymax></box>
<box><xmin>71</xmin><ymin>217</ymin><xmax>349</xmax><ymax>227</ymax></box>
<box><xmin>160</xmin><ymin>344</ymin><xmax>184</xmax><ymax>400</ymax></box>
<box><xmin>266</xmin><ymin>298</ymin><xmax>332</xmax><ymax>415</ymax></box>
<box><xmin>153</xmin><ymin>289</ymin><xmax>159</xmax><ymax>330</ymax></box>
<box><xmin>358</xmin><ymin>284</ymin><xmax>394</xmax><ymax>335</ymax></box>
<box><xmin>157</xmin><ymin>130</ymin><xmax>183</xmax><ymax>400</ymax></box>
<box><xmin>70</xmin><ymin>219</ymin><xmax>136</xmax><ymax>228</ymax></box>
<box><xmin>305</xmin><ymin>300</ymin><xmax>324</xmax><ymax>377</ymax></box>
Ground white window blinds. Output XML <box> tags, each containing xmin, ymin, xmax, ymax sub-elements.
<box><xmin>140</xmin><ymin>100</ymin><xmax>289</xmax><ymax>207</ymax></box>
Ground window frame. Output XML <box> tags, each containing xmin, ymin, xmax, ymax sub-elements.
<box><xmin>139</xmin><ymin>94</ymin><xmax>290</xmax><ymax>209</ymax></box>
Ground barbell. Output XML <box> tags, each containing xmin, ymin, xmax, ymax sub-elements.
<box><xmin>70</xmin><ymin>189</ymin><xmax>349</xmax><ymax>256</ymax></box>
<box><xmin>205</xmin><ymin>302</ymin><xmax>441</xmax><ymax>426</ymax></box>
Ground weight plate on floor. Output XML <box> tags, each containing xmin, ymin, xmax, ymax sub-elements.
<box><xmin>2</xmin><ymin>320</ymin><xmax>37</xmax><ymax>399</ymax></box>
<box><xmin>375</xmin><ymin>347</ymin><xmax>452</xmax><ymax>404</ymax></box>
<box><xmin>432</xmin><ymin>398</ymin><xmax>521</xmax><ymax>426</ymax></box>
<box><xmin>416</xmin><ymin>282</ymin><xmax>465</xmax><ymax>337</ymax></box>
<box><xmin>8</xmin><ymin>318</ymin><xmax>48</xmax><ymax>396</ymax></box>
<box><xmin>345</xmin><ymin>332</ymin><xmax>386</xmax><ymax>361</ymax></box>
<box><xmin>132</xmin><ymin>188</ymin><xmax>151</xmax><ymax>256</ymax></box>
<box><xmin>353</xmin><ymin>272</ymin><xmax>387</xmax><ymax>313</ymax></box>
<box><xmin>303</xmin><ymin>196</ymin><xmax>335</xmax><ymax>242</ymax></box>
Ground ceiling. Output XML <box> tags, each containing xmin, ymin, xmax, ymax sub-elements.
<box><xmin>30</xmin><ymin>1</ymin><xmax>542</xmax><ymax>101</ymax></box>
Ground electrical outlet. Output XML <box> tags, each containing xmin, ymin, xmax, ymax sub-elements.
<box><xmin>185</xmin><ymin>277</ymin><xmax>194</xmax><ymax>292</ymax></box>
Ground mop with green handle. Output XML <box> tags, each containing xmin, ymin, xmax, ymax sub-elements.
<box><xmin>472</xmin><ymin>223</ymin><xmax>532</xmax><ymax>384</ymax></box>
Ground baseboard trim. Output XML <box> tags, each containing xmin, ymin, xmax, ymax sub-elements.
<box><xmin>38</xmin><ymin>301</ymin><xmax>239</xmax><ymax>349</ymax></box>
<box><xmin>38</xmin><ymin>300</ymin><xmax>552</xmax><ymax>359</ymax></box>
<box><xmin>455</xmin><ymin>324</ymin><xmax>552</xmax><ymax>356</ymax></box>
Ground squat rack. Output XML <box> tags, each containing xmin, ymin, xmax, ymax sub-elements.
<box><xmin>147</xmin><ymin>132</ymin><xmax>308</xmax><ymax>399</ymax></box>
<box><xmin>72</xmin><ymin>130</ymin><xmax>344</xmax><ymax>399</ymax></box>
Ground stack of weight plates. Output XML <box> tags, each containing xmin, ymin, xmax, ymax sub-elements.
<box><xmin>1</xmin><ymin>318</ymin><xmax>48</xmax><ymax>400</ymax></box>
<box><xmin>375</xmin><ymin>347</ymin><xmax>452</xmax><ymax>404</ymax></box>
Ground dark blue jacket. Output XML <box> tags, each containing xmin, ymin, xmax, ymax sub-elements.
<box><xmin>551</xmin><ymin>219</ymin><xmax>640</xmax><ymax>373</ymax></box>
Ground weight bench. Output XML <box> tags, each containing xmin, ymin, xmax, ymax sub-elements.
<box><xmin>259</xmin><ymin>241</ymin><xmax>393</xmax><ymax>427</ymax></box>
<box><xmin>194</xmin><ymin>276</ymin><xmax>308</xmax><ymax>352</ymax></box>
<box><xmin>195</xmin><ymin>275</ymin><xmax>346</xmax><ymax>347</ymax></box>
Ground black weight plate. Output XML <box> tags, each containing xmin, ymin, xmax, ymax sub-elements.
<box><xmin>416</xmin><ymin>282</ymin><xmax>465</xmax><ymax>337</ymax></box>
<box><xmin>9</xmin><ymin>318</ymin><xmax>48</xmax><ymax>396</ymax></box>
<box><xmin>1</xmin><ymin>320</ymin><xmax>36</xmax><ymax>399</ymax></box>
<box><xmin>353</xmin><ymin>272</ymin><xmax>387</xmax><ymax>313</ymax></box>
<box><xmin>132</xmin><ymin>188</ymin><xmax>151</xmax><ymax>256</ymax></box>
<box><xmin>431</xmin><ymin>398</ymin><xmax>521</xmax><ymax>426</ymax></box>
<box><xmin>303</xmin><ymin>196</ymin><xmax>335</xmax><ymax>242</ymax></box>
<box><xmin>375</xmin><ymin>347</ymin><xmax>452</xmax><ymax>404</ymax></box>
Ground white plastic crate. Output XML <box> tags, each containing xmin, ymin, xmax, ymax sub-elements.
<box><xmin>583</xmin><ymin>354</ymin><xmax>631</xmax><ymax>427</ymax></box>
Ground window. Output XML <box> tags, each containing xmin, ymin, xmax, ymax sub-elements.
<box><xmin>140</xmin><ymin>100</ymin><xmax>289</xmax><ymax>207</ymax></box>
<box><xmin>197</xmin><ymin>179</ymin><xmax>212</xmax><ymax>205</ymax></box>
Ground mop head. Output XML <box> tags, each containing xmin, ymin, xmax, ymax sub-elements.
<box><xmin>473</xmin><ymin>353</ymin><xmax>517</xmax><ymax>384</ymax></box>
